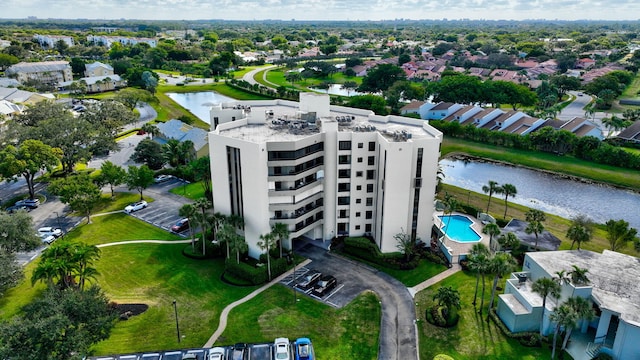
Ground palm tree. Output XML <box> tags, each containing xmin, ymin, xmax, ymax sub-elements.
<box><xmin>531</xmin><ymin>277</ymin><xmax>561</xmax><ymax>336</ymax></box>
<box><xmin>162</xmin><ymin>139</ymin><xmax>184</xmax><ymax>167</ymax></box>
<box><xmin>525</xmin><ymin>209</ymin><xmax>546</xmax><ymax>250</ymax></box>
<box><xmin>229</xmin><ymin>232</ymin><xmax>248</xmax><ymax>264</ymax></box>
<box><xmin>497</xmin><ymin>232</ymin><xmax>520</xmax><ymax>252</ymax></box>
<box><xmin>568</xmin><ymin>265</ymin><xmax>590</xmax><ymax>286</ymax></box>
<box><xmin>178</xmin><ymin>140</ymin><xmax>195</xmax><ymax>166</ymax></box>
<box><xmin>555</xmin><ymin>269</ymin><xmax>570</xmax><ymax>286</ymax></box>
<box><xmin>341</xmin><ymin>81</ymin><xmax>358</xmax><ymax>96</ymax></box>
<box><xmin>72</xmin><ymin>243</ymin><xmax>101</xmax><ymax>291</ymax></box>
<box><xmin>258</xmin><ymin>233</ymin><xmax>275</xmax><ymax>281</ymax></box>
<box><xmin>31</xmin><ymin>258</ymin><xmax>59</xmax><ymax>288</ymax></box>
<box><xmin>193</xmin><ymin>198</ymin><xmax>212</xmax><ymax>255</ymax></box>
<box><xmin>550</xmin><ymin>303</ymin><xmax>579</xmax><ymax>359</ymax></box>
<box><xmin>179</xmin><ymin>204</ymin><xmax>197</xmax><ymax>252</ymax></box>
<box><xmin>467</xmin><ymin>243</ymin><xmax>490</xmax><ymax>306</ymax></box>
<box><xmin>285</xmin><ymin>71</ymin><xmax>302</xmax><ymax>87</ymax></box>
<box><xmin>605</xmin><ymin>219</ymin><xmax>638</xmax><ymax>252</ymax></box>
<box><xmin>482</xmin><ymin>180</ymin><xmax>502</xmax><ymax>213</ymax></box>
<box><xmin>500</xmin><ymin>184</ymin><xmax>517</xmax><ymax>219</ymax></box>
<box><xmin>141</xmin><ymin>123</ymin><xmax>159</xmax><ymax>139</ymax></box>
<box><xmin>442</xmin><ymin>193</ymin><xmax>459</xmax><ymax>243</ymax></box>
<box><xmin>561</xmin><ymin>297</ymin><xmax>595</xmax><ymax>352</ymax></box>
<box><xmin>433</xmin><ymin>286</ymin><xmax>461</xmax><ymax>320</ymax></box>
<box><xmin>482</xmin><ymin>223</ymin><xmax>501</xmax><ymax>252</ymax></box>
<box><xmin>271</xmin><ymin>222</ymin><xmax>290</xmax><ymax>258</ymax></box>
<box><xmin>566</xmin><ymin>215</ymin><xmax>593</xmax><ymax>250</ymax></box>
<box><xmin>487</xmin><ymin>252</ymin><xmax>517</xmax><ymax>313</ymax></box>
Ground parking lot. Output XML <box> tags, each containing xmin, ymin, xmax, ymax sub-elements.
<box><xmin>125</xmin><ymin>177</ymin><xmax>192</xmax><ymax>235</ymax></box>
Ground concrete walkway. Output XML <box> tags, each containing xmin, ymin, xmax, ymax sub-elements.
<box><xmin>407</xmin><ymin>264</ymin><xmax>463</xmax><ymax>297</ymax></box>
<box><xmin>203</xmin><ymin>258</ymin><xmax>312</xmax><ymax>348</ymax></box>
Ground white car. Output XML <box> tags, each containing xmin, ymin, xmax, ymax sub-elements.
<box><xmin>208</xmin><ymin>347</ymin><xmax>226</xmax><ymax>360</ymax></box>
<box><xmin>274</xmin><ymin>338</ymin><xmax>290</xmax><ymax>360</ymax></box>
<box><xmin>37</xmin><ymin>227</ymin><xmax>63</xmax><ymax>238</ymax></box>
<box><xmin>124</xmin><ymin>201</ymin><xmax>148</xmax><ymax>213</ymax></box>
<box><xmin>154</xmin><ymin>174</ymin><xmax>174</xmax><ymax>183</ymax></box>
<box><xmin>39</xmin><ymin>233</ymin><xmax>56</xmax><ymax>245</ymax></box>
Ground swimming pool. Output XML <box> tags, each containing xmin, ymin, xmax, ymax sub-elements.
<box><xmin>438</xmin><ymin>215</ymin><xmax>482</xmax><ymax>242</ymax></box>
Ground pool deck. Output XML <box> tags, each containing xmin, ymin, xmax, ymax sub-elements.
<box><xmin>434</xmin><ymin>211</ymin><xmax>491</xmax><ymax>261</ymax></box>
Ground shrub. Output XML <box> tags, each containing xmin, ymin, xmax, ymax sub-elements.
<box><xmin>224</xmin><ymin>257</ymin><xmax>289</xmax><ymax>285</ymax></box>
<box><xmin>426</xmin><ymin>305</ymin><xmax>459</xmax><ymax>328</ymax></box>
<box><xmin>434</xmin><ymin>355</ymin><xmax>455</xmax><ymax>360</ymax></box>
<box><xmin>343</xmin><ymin>237</ymin><xmax>419</xmax><ymax>269</ymax></box>
<box><xmin>458</xmin><ymin>203</ymin><xmax>481</xmax><ymax>217</ymax></box>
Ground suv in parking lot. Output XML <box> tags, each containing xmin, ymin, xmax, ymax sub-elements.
<box><xmin>154</xmin><ymin>174</ymin><xmax>174</xmax><ymax>183</ymax></box>
<box><xmin>311</xmin><ymin>275</ymin><xmax>337</xmax><ymax>297</ymax></box>
<box><xmin>232</xmin><ymin>343</ymin><xmax>246</xmax><ymax>360</ymax></box>
<box><xmin>124</xmin><ymin>201</ymin><xmax>148</xmax><ymax>213</ymax></box>
<box><xmin>37</xmin><ymin>227</ymin><xmax>64</xmax><ymax>238</ymax></box>
<box><xmin>296</xmin><ymin>270</ymin><xmax>321</xmax><ymax>290</ymax></box>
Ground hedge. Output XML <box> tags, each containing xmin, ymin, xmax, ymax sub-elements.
<box><xmin>342</xmin><ymin>236</ymin><xmax>420</xmax><ymax>270</ymax></box>
<box><xmin>224</xmin><ymin>257</ymin><xmax>289</xmax><ymax>285</ymax></box>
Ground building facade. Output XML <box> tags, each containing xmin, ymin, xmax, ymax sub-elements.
<box><xmin>5</xmin><ymin>61</ymin><xmax>73</xmax><ymax>86</ymax></box>
<box><xmin>209</xmin><ymin>93</ymin><xmax>442</xmax><ymax>259</ymax></box>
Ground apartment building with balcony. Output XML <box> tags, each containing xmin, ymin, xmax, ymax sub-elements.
<box><xmin>209</xmin><ymin>93</ymin><xmax>442</xmax><ymax>259</ymax></box>
<box><xmin>5</xmin><ymin>61</ymin><xmax>72</xmax><ymax>86</ymax></box>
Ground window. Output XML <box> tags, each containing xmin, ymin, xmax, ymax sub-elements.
<box><xmin>355</xmin><ymin>225</ymin><xmax>361</xmax><ymax>230</ymax></box>
<box><xmin>368</xmin><ymin>142</ymin><xmax>376</xmax><ymax>151</ymax></box>
<box><xmin>356</xmin><ymin>198</ymin><xmax>362</xmax><ymax>204</ymax></box>
<box><xmin>356</xmin><ymin>171</ymin><xmax>363</xmax><ymax>177</ymax></box>
<box><xmin>339</xmin><ymin>209</ymin><xmax>348</xmax><ymax>218</ymax></box>
<box><xmin>338</xmin><ymin>183</ymin><xmax>350</xmax><ymax>192</ymax></box>
<box><xmin>358</xmin><ymin>142</ymin><xmax>363</xmax><ymax>149</ymax></box>
<box><xmin>357</xmin><ymin>157</ymin><xmax>363</xmax><ymax>163</ymax></box>
<box><xmin>338</xmin><ymin>169</ymin><xmax>350</xmax><ymax>178</ymax></box>
<box><xmin>414</xmin><ymin>178</ymin><xmax>422</xmax><ymax>188</ymax></box>
<box><xmin>339</xmin><ymin>141</ymin><xmax>351</xmax><ymax>150</ymax></box>
<box><xmin>365</xmin><ymin>224</ymin><xmax>372</xmax><ymax>232</ymax></box>
<box><xmin>366</xmin><ymin>211</ymin><xmax>373</xmax><ymax>219</ymax></box>
<box><xmin>367</xmin><ymin>170</ymin><xmax>375</xmax><ymax>180</ymax></box>
<box><xmin>367</xmin><ymin>184</ymin><xmax>374</xmax><ymax>193</ymax></box>
<box><xmin>338</xmin><ymin>196</ymin><xmax>350</xmax><ymax>205</ymax></box>
<box><xmin>338</xmin><ymin>155</ymin><xmax>351</xmax><ymax>164</ymax></box>
<box><xmin>366</xmin><ymin>197</ymin><xmax>373</xmax><ymax>206</ymax></box>
<box><xmin>356</xmin><ymin>185</ymin><xmax>362</xmax><ymax>191</ymax></box>
<box><xmin>338</xmin><ymin>222</ymin><xmax>348</xmax><ymax>233</ymax></box>
<box><xmin>356</xmin><ymin>212</ymin><xmax>361</xmax><ymax>217</ymax></box>
<box><xmin>368</xmin><ymin>156</ymin><xmax>375</xmax><ymax>165</ymax></box>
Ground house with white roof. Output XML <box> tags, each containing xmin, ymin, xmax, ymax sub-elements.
<box><xmin>155</xmin><ymin>119</ymin><xmax>209</xmax><ymax>159</ymax></box>
<box><xmin>497</xmin><ymin>250</ymin><xmax>640</xmax><ymax>360</ymax></box>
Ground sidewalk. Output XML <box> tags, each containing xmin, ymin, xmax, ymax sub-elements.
<box><xmin>407</xmin><ymin>264</ymin><xmax>462</xmax><ymax>297</ymax></box>
<box><xmin>203</xmin><ymin>258</ymin><xmax>312</xmax><ymax>348</ymax></box>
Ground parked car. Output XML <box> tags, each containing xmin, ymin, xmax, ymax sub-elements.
<box><xmin>37</xmin><ymin>227</ymin><xmax>63</xmax><ymax>238</ymax></box>
<box><xmin>296</xmin><ymin>270</ymin><xmax>321</xmax><ymax>290</ymax></box>
<box><xmin>6</xmin><ymin>205</ymin><xmax>30</xmax><ymax>213</ymax></box>
<box><xmin>274</xmin><ymin>337</ymin><xmax>290</xmax><ymax>360</ymax></box>
<box><xmin>294</xmin><ymin>338</ymin><xmax>314</xmax><ymax>360</ymax></box>
<box><xmin>231</xmin><ymin>343</ymin><xmax>246</xmax><ymax>360</ymax></box>
<box><xmin>39</xmin><ymin>233</ymin><xmax>56</xmax><ymax>245</ymax></box>
<box><xmin>311</xmin><ymin>275</ymin><xmax>337</xmax><ymax>297</ymax></box>
<box><xmin>15</xmin><ymin>198</ymin><xmax>40</xmax><ymax>209</ymax></box>
<box><xmin>124</xmin><ymin>201</ymin><xmax>148</xmax><ymax>213</ymax></box>
<box><xmin>208</xmin><ymin>347</ymin><xmax>226</xmax><ymax>360</ymax></box>
<box><xmin>171</xmin><ymin>218</ymin><xmax>190</xmax><ymax>233</ymax></box>
<box><xmin>154</xmin><ymin>174</ymin><xmax>174</xmax><ymax>183</ymax></box>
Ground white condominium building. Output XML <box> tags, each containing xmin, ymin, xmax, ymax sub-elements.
<box><xmin>209</xmin><ymin>93</ymin><xmax>442</xmax><ymax>259</ymax></box>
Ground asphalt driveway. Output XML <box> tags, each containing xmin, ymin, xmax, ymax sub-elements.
<box><xmin>291</xmin><ymin>242</ymin><xmax>418</xmax><ymax>360</ymax></box>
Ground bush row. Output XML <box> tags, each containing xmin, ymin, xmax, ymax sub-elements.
<box><xmin>224</xmin><ymin>257</ymin><xmax>289</xmax><ymax>285</ymax></box>
<box><xmin>342</xmin><ymin>237</ymin><xmax>420</xmax><ymax>270</ymax></box>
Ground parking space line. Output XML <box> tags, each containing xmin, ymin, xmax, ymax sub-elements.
<box><xmin>323</xmin><ymin>284</ymin><xmax>344</xmax><ymax>301</ymax></box>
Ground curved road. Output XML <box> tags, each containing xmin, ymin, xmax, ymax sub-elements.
<box><xmin>242</xmin><ymin>65</ymin><xmax>278</xmax><ymax>88</ymax></box>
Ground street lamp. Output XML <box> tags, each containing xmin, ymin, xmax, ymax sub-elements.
<box><xmin>172</xmin><ymin>300</ymin><xmax>181</xmax><ymax>343</ymax></box>
<box><xmin>53</xmin><ymin>211</ymin><xmax>64</xmax><ymax>238</ymax></box>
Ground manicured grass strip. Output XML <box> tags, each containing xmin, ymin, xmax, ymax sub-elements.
<box><xmin>153</xmin><ymin>90</ymin><xmax>207</xmax><ymax>128</ymax></box>
<box><xmin>91</xmin><ymin>244</ymin><xmax>256</xmax><ymax>354</ymax></box>
<box><xmin>169</xmin><ymin>181</ymin><xmax>206</xmax><ymax>201</ymax></box>
<box><xmin>92</xmin><ymin>192</ymin><xmax>154</xmax><ymax>214</ymax></box>
<box><xmin>0</xmin><ymin>261</ymin><xmax>46</xmax><ymax>320</ymax></box>
<box><xmin>441</xmin><ymin>137</ymin><xmax>640</xmax><ymax>190</ymax></box>
<box><xmin>416</xmin><ymin>271</ymin><xmax>552</xmax><ymax>359</ymax></box>
<box><xmin>64</xmin><ymin>213</ymin><xmax>182</xmax><ymax>246</ymax></box>
<box><xmin>219</xmin><ymin>285</ymin><xmax>380</xmax><ymax>359</ymax></box>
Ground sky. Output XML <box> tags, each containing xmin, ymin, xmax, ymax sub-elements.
<box><xmin>3</xmin><ymin>0</ymin><xmax>640</xmax><ymax>21</ymax></box>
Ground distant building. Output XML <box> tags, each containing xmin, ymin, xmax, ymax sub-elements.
<box><xmin>33</xmin><ymin>34</ymin><xmax>75</xmax><ymax>48</ymax></box>
<box><xmin>155</xmin><ymin>119</ymin><xmax>209</xmax><ymax>159</ymax></box>
<box><xmin>84</xmin><ymin>62</ymin><xmax>114</xmax><ymax>77</ymax></box>
<box><xmin>59</xmin><ymin>75</ymin><xmax>126</xmax><ymax>93</ymax></box>
<box><xmin>5</xmin><ymin>61</ymin><xmax>73</xmax><ymax>86</ymax></box>
<box><xmin>86</xmin><ymin>35</ymin><xmax>157</xmax><ymax>48</ymax></box>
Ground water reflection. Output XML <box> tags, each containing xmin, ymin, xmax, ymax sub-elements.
<box><xmin>440</xmin><ymin>158</ymin><xmax>640</xmax><ymax>230</ymax></box>
<box><xmin>167</xmin><ymin>92</ymin><xmax>235</xmax><ymax>124</ymax></box>
<box><xmin>308</xmin><ymin>84</ymin><xmax>364</xmax><ymax>97</ymax></box>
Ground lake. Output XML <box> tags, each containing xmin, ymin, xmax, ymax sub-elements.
<box><xmin>167</xmin><ymin>92</ymin><xmax>234</xmax><ymax>124</ymax></box>
<box><xmin>440</xmin><ymin>158</ymin><xmax>640</xmax><ymax>230</ymax></box>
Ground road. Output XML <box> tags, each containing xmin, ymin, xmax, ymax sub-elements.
<box><xmin>557</xmin><ymin>91</ymin><xmax>611</xmax><ymax>136</ymax></box>
<box><xmin>241</xmin><ymin>65</ymin><xmax>277</xmax><ymax>88</ymax></box>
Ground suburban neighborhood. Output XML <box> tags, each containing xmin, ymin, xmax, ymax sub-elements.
<box><xmin>0</xmin><ymin>14</ymin><xmax>639</xmax><ymax>360</ymax></box>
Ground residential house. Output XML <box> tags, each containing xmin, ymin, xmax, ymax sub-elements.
<box><xmin>33</xmin><ymin>34</ymin><xmax>75</xmax><ymax>48</ymax></box>
<box><xmin>0</xmin><ymin>87</ymin><xmax>49</xmax><ymax>104</ymax></box>
<box><xmin>61</xmin><ymin>75</ymin><xmax>126</xmax><ymax>93</ymax></box>
<box><xmin>84</xmin><ymin>62</ymin><xmax>114</xmax><ymax>77</ymax></box>
<box><xmin>208</xmin><ymin>93</ymin><xmax>442</xmax><ymax>258</ymax></box>
<box><xmin>155</xmin><ymin>119</ymin><xmax>209</xmax><ymax>159</ymax></box>
<box><xmin>400</xmin><ymin>101</ymin><xmax>425</xmax><ymax>116</ymax></box>
<box><xmin>419</xmin><ymin>102</ymin><xmax>463</xmax><ymax>120</ymax></box>
<box><xmin>616</xmin><ymin>121</ymin><xmax>640</xmax><ymax>143</ymax></box>
<box><xmin>0</xmin><ymin>99</ymin><xmax>23</xmax><ymax>120</ymax></box>
<box><xmin>0</xmin><ymin>78</ymin><xmax>20</xmax><ymax>87</ymax></box>
<box><xmin>497</xmin><ymin>250</ymin><xmax>640</xmax><ymax>360</ymax></box>
<box><xmin>86</xmin><ymin>35</ymin><xmax>157</xmax><ymax>48</ymax></box>
<box><xmin>5</xmin><ymin>61</ymin><xmax>73</xmax><ymax>86</ymax></box>
<box><xmin>553</xmin><ymin>117</ymin><xmax>604</xmax><ymax>140</ymax></box>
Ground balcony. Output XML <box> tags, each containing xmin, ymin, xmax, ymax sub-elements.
<box><xmin>270</xmin><ymin>176</ymin><xmax>323</xmax><ymax>194</ymax></box>
<box><xmin>270</xmin><ymin>200</ymin><xmax>323</xmax><ymax>221</ymax></box>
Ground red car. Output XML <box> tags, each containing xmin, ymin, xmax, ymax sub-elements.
<box><xmin>171</xmin><ymin>218</ymin><xmax>189</xmax><ymax>233</ymax></box>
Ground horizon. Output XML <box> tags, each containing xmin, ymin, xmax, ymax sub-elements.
<box><xmin>3</xmin><ymin>0</ymin><xmax>640</xmax><ymax>22</ymax></box>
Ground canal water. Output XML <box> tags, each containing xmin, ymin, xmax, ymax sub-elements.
<box><xmin>167</xmin><ymin>91</ymin><xmax>234</xmax><ymax>124</ymax></box>
<box><xmin>440</xmin><ymin>158</ymin><xmax>640</xmax><ymax>230</ymax></box>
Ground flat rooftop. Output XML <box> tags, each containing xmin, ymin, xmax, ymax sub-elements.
<box><xmin>527</xmin><ymin>250</ymin><xmax>640</xmax><ymax>326</ymax></box>
<box><xmin>215</xmin><ymin>100</ymin><xmax>441</xmax><ymax>143</ymax></box>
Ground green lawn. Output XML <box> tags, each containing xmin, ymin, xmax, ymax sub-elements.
<box><xmin>91</xmin><ymin>244</ymin><xmax>256</xmax><ymax>354</ymax></box>
<box><xmin>337</xmin><ymin>253</ymin><xmax>447</xmax><ymax>287</ymax></box>
<box><xmin>219</xmin><ymin>285</ymin><xmax>380</xmax><ymax>359</ymax></box>
<box><xmin>264</xmin><ymin>68</ymin><xmax>361</xmax><ymax>91</ymax></box>
<box><xmin>416</xmin><ymin>271</ymin><xmax>553</xmax><ymax>359</ymax></box>
<box><xmin>92</xmin><ymin>192</ymin><xmax>154</xmax><ymax>214</ymax></box>
<box><xmin>169</xmin><ymin>181</ymin><xmax>206</xmax><ymax>201</ymax></box>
